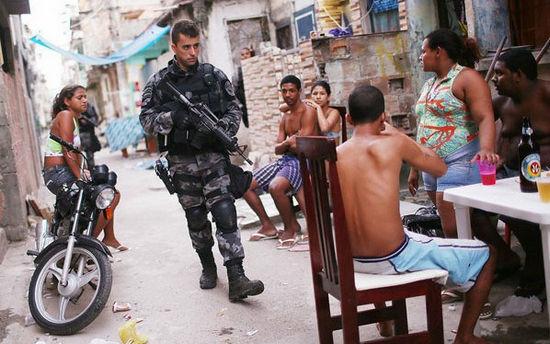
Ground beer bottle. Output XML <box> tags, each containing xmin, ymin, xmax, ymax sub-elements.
<box><xmin>518</xmin><ymin>117</ymin><xmax>541</xmax><ymax>192</ymax></box>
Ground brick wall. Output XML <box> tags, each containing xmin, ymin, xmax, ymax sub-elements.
<box><xmin>241</xmin><ymin>41</ymin><xmax>316</xmax><ymax>166</ymax></box>
<box><xmin>348</xmin><ymin>0</ymin><xmax>364</xmax><ymax>35</ymax></box>
<box><xmin>398</xmin><ymin>0</ymin><xmax>408</xmax><ymax>31</ymax></box>
<box><xmin>312</xmin><ymin>31</ymin><xmax>416</xmax><ymax>135</ymax></box>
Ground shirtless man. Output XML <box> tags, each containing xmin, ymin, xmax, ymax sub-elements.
<box><xmin>245</xmin><ymin>75</ymin><xmax>318</xmax><ymax>248</ymax></box>
<box><xmin>473</xmin><ymin>49</ymin><xmax>550</xmax><ymax>296</ymax></box>
<box><xmin>338</xmin><ymin>85</ymin><xmax>495</xmax><ymax>344</ymax></box>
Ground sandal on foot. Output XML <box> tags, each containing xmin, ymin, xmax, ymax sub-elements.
<box><xmin>288</xmin><ymin>243</ymin><xmax>309</xmax><ymax>252</ymax></box>
<box><xmin>441</xmin><ymin>289</ymin><xmax>464</xmax><ymax>304</ymax></box>
<box><xmin>249</xmin><ymin>232</ymin><xmax>279</xmax><ymax>241</ymax></box>
<box><xmin>112</xmin><ymin>245</ymin><xmax>129</xmax><ymax>252</ymax></box>
<box><xmin>105</xmin><ymin>243</ymin><xmax>129</xmax><ymax>252</ymax></box>
<box><xmin>376</xmin><ymin>321</ymin><xmax>394</xmax><ymax>337</ymax></box>
<box><xmin>277</xmin><ymin>238</ymin><xmax>297</xmax><ymax>250</ymax></box>
<box><xmin>296</xmin><ymin>234</ymin><xmax>309</xmax><ymax>245</ymax></box>
<box><xmin>479</xmin><ymin>302</ymin><xmax>493</xmax><ymax>320</ymax></box>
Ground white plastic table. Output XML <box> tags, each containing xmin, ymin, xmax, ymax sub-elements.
<box><xmin>444</xmin><ymin>177</ymin><xmax>550</xmax><ymax>328</ymax></box>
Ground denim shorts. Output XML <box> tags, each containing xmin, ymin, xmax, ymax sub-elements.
<box><xmin>422</xmin><ymin>139</ymin><xmax>480</xmax><ymax>192</ymax></box>
<box><xmin>43</xmin><ymin>165</ymin><xmax>77</xmax><ymax>196</ymax></box>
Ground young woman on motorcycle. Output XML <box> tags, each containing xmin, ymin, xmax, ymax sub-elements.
<box><xmin>43</xmin><ymin>84</ymin><xmax>127</xmax><ymax>251</ymax></box>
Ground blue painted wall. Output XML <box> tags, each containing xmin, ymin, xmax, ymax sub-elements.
<box><xmin>472</xmin><ymin>0</ymin><xmax>511</xmax><ymax>53</ymax></box>
<box><xmin>406</xmin><ymin>0</ymin><xmax>438</xmax><ymax>97</ymax></box>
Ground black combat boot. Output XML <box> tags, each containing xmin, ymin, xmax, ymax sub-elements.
<box><xmin>226</xmin><ymin>259</ymin><xmax>264</xmax><ymax>301</ymax></box>
<box><xmin>197</xmin><ymin>249</ymin><xmax>217</xmax><ymax>289</ymax></box>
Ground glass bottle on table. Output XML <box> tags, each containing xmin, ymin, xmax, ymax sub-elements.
<box><xmin>518</xmin><ymin>117</ymin><xmax>541</xmax><ymax>192</ymax></box>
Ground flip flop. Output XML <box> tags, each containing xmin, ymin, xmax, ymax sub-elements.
<box><xmin>249</xmin><ymin>232</ymin><xmax>279</xmax><ymax>241</ymax></box>
<box><xmin>296</xmin><ymin>234</ymin><xmax>309</xmax><ymax>245</ymax></box>
<box><xmin>376</xmin><ymin>321</ymin><xmax>394</xmax><ymax>337</ymax></box>
<box><xmin>441</xmin><ymin>289</ymin><xmax>464</xmax><ymax>304</ymax></box>
<box><xmin>105</xmin><ymin>244</ymin><xmax>129</xmax><ymax>252</ymax></box>
<box><xmin>277</xmin><ymin>238</ymin><xmax>297</xmax><ymax>250</ymax></box>
<box><xmin>479</xmin><ymin>302</ymin><xmax>493</xmax><ymax>320</ymax></box>
<box><xmin>288</xmin><ymin>243</ymin><xmax>309</xmax><ymax>252</ymax></box>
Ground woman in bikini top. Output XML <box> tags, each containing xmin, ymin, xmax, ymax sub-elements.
<box><xmin>43</xmin><ymin>85</ymin><xmax>127</xmax><ymax>252</ymax></box>
<box><xmin>303</xmin><ymin>80</ymin><xmax>341</xmax><ymax>145</ymax></box>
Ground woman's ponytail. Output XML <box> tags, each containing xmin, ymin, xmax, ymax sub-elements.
<box><xmin>426</xmin><ymin>29</ymin><xmax>481</xmax><ymax>68</ymax></box>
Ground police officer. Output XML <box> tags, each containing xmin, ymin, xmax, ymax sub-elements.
<box><xmin>79</xmin><ymin>103</ymin><xmax>101</xmax><ymax>169</ymax></box>
<box><xmin>139</xmin><ymin>20</ymin><xmax>264</xmax><ymax>301</ymax></box>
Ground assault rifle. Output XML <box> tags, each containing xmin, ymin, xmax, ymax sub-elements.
<box><xmin>161</xmin><ymin>79</ymin><xmax>252</xmax><ymax>165</ymax></box>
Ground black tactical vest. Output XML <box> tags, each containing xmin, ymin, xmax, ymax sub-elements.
<box><xmin>158</xmin><ymin>63</ymin><xmax>228</xmax><ymax>154</ymax></box>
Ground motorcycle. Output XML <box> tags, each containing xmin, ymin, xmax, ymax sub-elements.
<box><xmin>27</xmin><ymin>134</ymin><xmax>117</xmax><ymax>335</ymax></box>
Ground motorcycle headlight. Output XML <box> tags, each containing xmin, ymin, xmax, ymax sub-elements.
<box><xmin>93</xmin><ymin>185</ymin><xmax>115</xmax><ymax>209</ymax></box>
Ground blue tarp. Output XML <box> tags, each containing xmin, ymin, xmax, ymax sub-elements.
<box><xmin>372</xmin><ymin>0</ymin><xmax>398</xmax><ymax>13</ymax></box>
<box><xmin>105</xmin><ymin>116</ymin><xmax>144</xmax><ymax>152</ymax></box>
<box><xmin>30</xmin><ymin>24</ymin><xmax>170</xmax><ymax>65</ymax></box>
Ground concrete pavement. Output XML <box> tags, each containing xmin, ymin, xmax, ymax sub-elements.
<box><xmin>1</xmin><ymin>149</ymin><xmax>549</xmax><ymax>344</ymax></box>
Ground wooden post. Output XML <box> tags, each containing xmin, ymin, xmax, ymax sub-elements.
<box><xmin>535</xmin><ymin>37</ymin><xmax>550</xmax><ymax>64</ymax></box>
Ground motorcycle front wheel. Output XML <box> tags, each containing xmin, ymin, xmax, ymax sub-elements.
<box><xmin>28</xmin><ymin>245</ymin><xmax>112</xmax><ymax>335</ymax></box>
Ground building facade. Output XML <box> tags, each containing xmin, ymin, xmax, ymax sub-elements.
<box><xmin>0</xmin><ymin>0</ymin><xmax>42</xmax><ymax>262</ymax></box>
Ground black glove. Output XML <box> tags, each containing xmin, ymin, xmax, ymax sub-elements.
<box><xmin>218</xmin><ymin>118</ymin><xmax>237</xmax><ymax>135</ymax></box>
<box><xmin>171</xmin><ymin>109</ymin><xmax>192</xmax><ymax>129</ymax></box>
<box><xmin>217</xmin><ymin>119</ymin><xmax>229</xmax><ymax>131</ymax></box>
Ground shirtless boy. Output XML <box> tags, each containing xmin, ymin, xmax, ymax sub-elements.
<box><xmin>473</xmin><ymin>49</ymin><xmax>550</xmax><ymax>296</ymax></box>
<box><xmin>245</xmin><ymin>75</ymin><xmax>318</xmax><ymax>248</ymax></box>
<box><xmin>337</xmin><ymin>85</ymin><xmax>495</xmax><ymax>344</ymax></box>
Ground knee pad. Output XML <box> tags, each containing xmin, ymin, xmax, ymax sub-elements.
<box><xmin>210</xmin><ymin>198</ymin><xmax>237</xmax><ymax>233</ymax></box>
<box><xmin>185</xmin><ymin>205</ymin><xmax>209</xmax><ymax>232</ymax></box>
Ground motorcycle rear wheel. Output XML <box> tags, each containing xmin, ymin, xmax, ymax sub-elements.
<box><xmin>28</xmin><ymin>245</ymin><xmax>112</xmax><ymax>335</ymax></box>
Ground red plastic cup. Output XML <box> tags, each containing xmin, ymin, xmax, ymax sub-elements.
<box><xmin>477</xmin><ymin>160</ymin><xmax>496</xmax><ymax>185</ymax></box>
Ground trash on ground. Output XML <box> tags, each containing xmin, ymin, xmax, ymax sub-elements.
<box><xmin>217</xmin><ymin>308</ymin><xmax>227</xmax><ymax>317</ymax></box>
<box><xmin>246</xmin><ymin>329</ymin><xmax>259</xmax><ymax>336</ymax></box>
<box><xmin>119</xmin><ymin>319</ymin><xmax>148</xmax><ymax>344</ymax></box>
<box><xmin>494</xmin><ymin>295</ymin><xmax>542</xmax><ymax>317</ymax></box>
<box><xmin>24</xmin><ymin>314</ymin><xmax>35</xmax><ymax>326</ymax></box>
<box><xmin>448</xmin><ymin>304</ymin><xmax>456</xmax><ymax>311</ymax></box>
<box><xmin>123</xmin><ymin>313</ymin><xmax>132</xmax><ymax>320</ymax></box>
<box><xmin>135</xmin><ymin>160</ymin><xmax>155</xmax><ymax>170</ymax></box>
<box><xmin>112</xmin><ymin>301</ymin><xmax>132</xmax><ymax>313</ymax></box>
<box><xmin>450</xmin><ymin>329</ymin><xmax>457</xmax><ymax>334</ymax></box>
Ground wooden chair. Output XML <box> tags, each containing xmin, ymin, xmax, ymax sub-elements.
<box><xmin>296</xmin><ymin>136</ymin><xmax>448</xmax><ymax>344</ymax></box>
<box><xmin>331</xmin><ymin>105</ymin><xmax>348</xmax><ymax>143</ymax></box>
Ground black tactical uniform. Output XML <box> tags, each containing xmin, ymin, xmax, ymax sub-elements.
<box><xmin>139</xmin><ymin>58</ymin><xmax>263</xmax><ymax>301</ymax></box>
<box><xmin>79</xmin><ymin>104</ymin><xmax>101</xmax><ymax>168</ymax></box>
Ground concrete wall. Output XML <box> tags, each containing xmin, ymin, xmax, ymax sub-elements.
<box><xmin>312</xmin><ymin>31</ymin><xmax>416</xmax><ymax>134</ymax></box>
<box><xmin>405</xmin><ymin>0</ymin><xmax>438</xmax><ymax>98</ymax></box>
<box><xmin>466</xmin><ymin>0</ymin><xmax>511</xmax><ymax>54</ymax></box>
<box><xmin>241</xmin><ymin>41</ymin><xmax>316</xmax><ymax>165</ymax></box>
<box><xmin>205</xmin><ymin>0</ymin><xmax>270</xmax><ymax>81</ymax></box>
<box><xmin>269</xmin><ymin>0</ymin><xmax>294</xmax><ymax>25</ymax></box>
<box><xmin>0</xmin><ymin>10</ymin><xmax>41</xmax><ymax>242</ymax></box>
